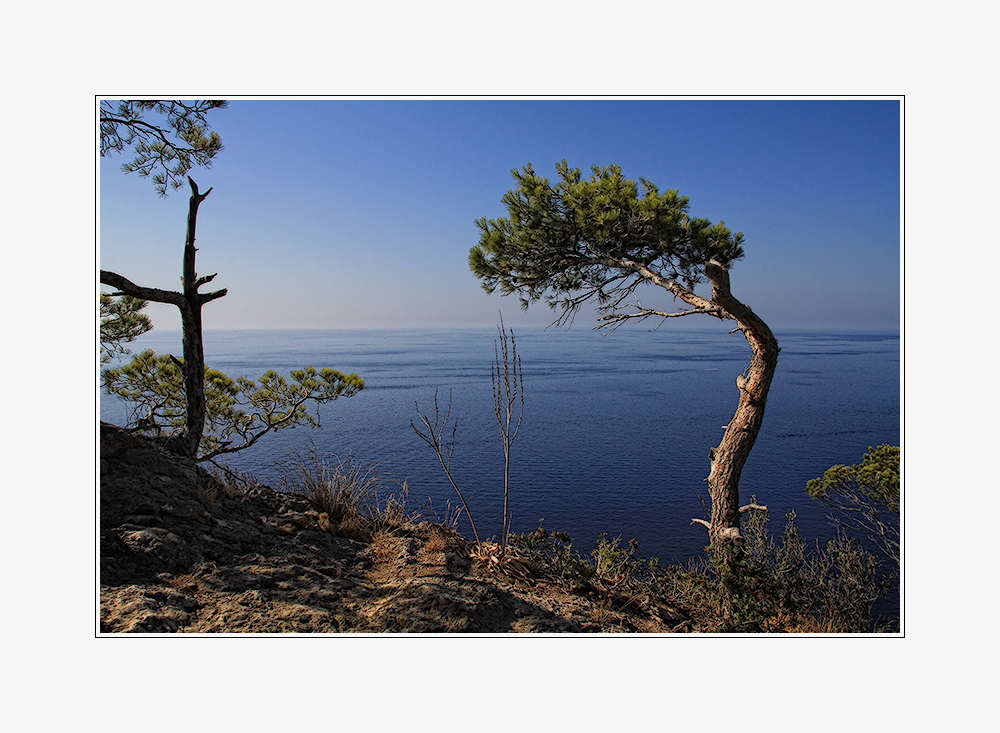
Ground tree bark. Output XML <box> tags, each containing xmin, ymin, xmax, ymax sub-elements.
<box><xmin>599</xmin><ymin>257</ymin><xmax>779</xmax><ymax>554</ymax></box>
<box><xmin>100</xmin><ymin>177</ymin><xmax>226</xmax><ymax>458</ymax></box>
<box><xmin>598</xmin><ymin>258</ymin><xmax>779</xmax><ymax>559</ymax></box>
<box><xmin>702</xmin><ymin>259</ymin><xmax>779</xmax><ymax>550</ymax></box>
<box><xmin>178</xmin><ymin>179</ymin><xmax>213</xmax><ymax>458</ymax></box>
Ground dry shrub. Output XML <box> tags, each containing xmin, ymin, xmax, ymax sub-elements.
<box><xmin>281</xmin><ymin>447</ymin><xmax>415</xmax><ymax>541</ymax></box>
<box><xmin>423</xmin><ymin>528</ymin><xmax>450</xmax><ymax>554</ymax></box>
<box><xmin>207</xmin><ymin>462</ymin><xmax>265</xmax><ymax>498</ymax></box>
<box><xmin>471</xmin><ymin>542</ymin><xmax>536</xmax><ymax>582</ymax></box>
<box><xmin>369</xmin><ymin>530</ymin><xmax>399</xmax><ymax>562</ymax></box>
<box><xmin>195</xmin><ymin>478</ymin><xmax>220</xmax><ymax>513</ymax></box>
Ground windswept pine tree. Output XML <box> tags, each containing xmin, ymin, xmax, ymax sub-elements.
<box><xmin>470</xmin><ymin>161</ymin><xmax>779</xmax><ymax>562</ymax></box>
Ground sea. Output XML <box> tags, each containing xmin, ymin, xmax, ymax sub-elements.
<box><xmin>99</xmin><ymin>325</ymin><xmax>902</xmax><ymax>625</ymax></box>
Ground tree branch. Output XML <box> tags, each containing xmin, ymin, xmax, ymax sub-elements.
<box><xmin>597</xmin><ymin>302</ymin><xmax>725</xmax><ymax>330</ymax></box>
<box><xmin>199</xmin><ymin>288</ymin><xmax>228</xmax><ymax>304</ymax></box>
<box><xmin>704</xmin><ymin>259</ymin><xmax>774</xmax><ymax>346</ymax></box>
<box><xmin>100</xmin><ymin>270</ymin><xmax>184</xmax><ymax>307</ymax></box>
<box><xmin>200</xmin><ymin>407</ymin><xmax>296</xmax><ymax>461</ymax></box>
<box><xmin>691</xmin><ymin>518</ymin><xmax>745</xmax><ymax>546</ymax></box>
<box><xmin>608</xmin><ymin>256</ymin><xmax>722</xmax><ymax>312</ymax></box>
<box><xmin>100</xmin><ymin>115</ymin><xmax>178</xmax><ymax>151</ymax></box>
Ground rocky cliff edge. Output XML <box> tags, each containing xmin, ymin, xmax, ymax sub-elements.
<box><xmin>99</xmin><ymin>422</ymin><xmax>690</xmax><ymax>633</ymax></box>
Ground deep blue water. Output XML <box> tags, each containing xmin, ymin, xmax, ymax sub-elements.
<box><xmin>100</xmin><ymin>326</ymin><xmax>900</xmax><ymax>619</ymax></box>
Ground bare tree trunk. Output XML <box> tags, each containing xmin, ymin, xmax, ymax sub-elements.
<box><xmin>100</xmin><ymin>177</ymin><xmax>226</xmax><ymax>458</ymax></box>
<box><xmin>178</xmin><ymin>181</ymin><xmax>213</xmax><ymax>457</ymax></box>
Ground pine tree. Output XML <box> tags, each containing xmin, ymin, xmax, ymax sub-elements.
<box><xmin>100</xmin><ymin>100</ymin><xmax>364</xmax><ymax>460</ymax></box>
<box><xmin>470</xmin><ymin>161</ymin><xmax>779</xmax><ymax>558</ymax></box>
<box><xmin>100</xmin><ymin>100</ymin><xmax>227</xmax><ymax>196</ymax></box>
<box><xmin>806</xmin><ymin>445</ymin><xmax>900</xmax><ymax>563</ymax></box>
<box><xmin>99</xmin><ymin>293</ymin><xmax>152</xmax><ymax>363</ymax></box>
<box><xmin>101</xmin><ymin>179</ymin><xmax>363</xmax><ymax>460</ymax></box>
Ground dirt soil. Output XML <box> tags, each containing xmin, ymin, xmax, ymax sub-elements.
<box><xmin>99</xmin><ymin>422</ymin><xmax>696</xmax><ymax>634</ymax></box>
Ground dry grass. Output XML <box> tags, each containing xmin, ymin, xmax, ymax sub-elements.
<box><xmin>471</xmin><ymin>541</ymin><xmax>536</xmax><ymax>582</ymax></box>
<box><xmin>207</xmin><ymin>462</ymin><xmax>266</xmax><ymax>498</ymax></box>
<box><xmin>423</xmin><ymin>527</ymin><xmax>451</xmax><ymax>554</ymax></box>
<box><xmin>369</xmin><ymin>530</ymin><xmax>400</xmax><ymax>562</ymax></box>
<box><xmin>759</xmin><ymin>610</ymin><xmax>838</xmax><ymax>633</ymax></box>
<box><xmin>280</xmin><ymin>447</ymin><xmax>416</xmax><ymax>542</ymax></box>
<box><xmin>195</xmin><ymin>478</ymin><xmax>220</xmax><ymax>513</ymax></box>
<box><xmin>589</xmin><ymin>597</ymin><xmax>613</xmax><ymax>626</ymax></box>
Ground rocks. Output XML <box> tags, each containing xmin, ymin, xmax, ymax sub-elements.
<box><xmin>100</xmin><ymin>584</ymin><xmax>201</xmax><ymax>633</ymax></box>
<box><xmin>362</xmin><ymin>577</ymin><xmax>536</xmax><ymax>633</ymax></box>
<box><xmin>119</xmin><ymin>526</ymin><xmax>195</xmax><ymax>571</ymax></box>
<box><xmin>99</xmin><ymin>422</ymin><xmax>691</xmax><ymax>633</ymax></box>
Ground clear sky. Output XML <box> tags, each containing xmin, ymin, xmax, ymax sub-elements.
<box><xmin>99</xmin><ymin>98</ymin><xmax>900</xmax><ymax>332</ymax></box>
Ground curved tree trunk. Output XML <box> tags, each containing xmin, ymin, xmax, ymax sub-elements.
<box><xmin>600</xmin><ymin>257</ymin><xmax>779</xmax><ymax>552</ymax></box>
<box><xmin>702</xmin><ymin>260</ymin><xmax>779</xmax><ymax>550</ymax></box>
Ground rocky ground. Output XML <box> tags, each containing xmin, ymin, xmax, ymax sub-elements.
<box><xmin>99</xmin><ymin>422</ymin><xmax>693</xmax><ymax>633</ymax></box>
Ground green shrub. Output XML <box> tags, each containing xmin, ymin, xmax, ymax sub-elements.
<box><xmin>508</xmin><ymin>522</ymin><xmax>594</xmax><ymax>587</ymax></box>
<box><xmin>660</xmin><ymin>506</ymin><xmax>894</xmax><ymax>633</ymax></box>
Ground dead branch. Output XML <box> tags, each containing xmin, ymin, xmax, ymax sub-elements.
<box><xmin>411</xmin><ymin>390</ymin><xmax>481</xmax><ymax>545</ymax></box>
<box><xmin>598</xmin><ymin>304</ymin><xmax>724</xmax><ymax>326</ymax></box>
<box><xmin>691</xmin><ymin>519</ymin><xmax>750</xmax><ymax>547</ymax></box>
<box><xmin>100</xmin><ymin>270</ymin><xmax>185</xmax><ymax>307</ymax></box>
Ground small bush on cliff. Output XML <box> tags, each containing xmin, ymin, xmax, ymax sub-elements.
<box><xmin>507</xmin><ymin>523</ymin><xmax>593</xmax><ymax>587</ymax></box>
<box><xmin>806</xmin><ymin>444</ymin><xmax>900</xmax><ymax>564</ymax></box>
<box><xmin>658</xmin><ymin>507</ymin><xmax>893</xmax><ymax>632</ymax></box>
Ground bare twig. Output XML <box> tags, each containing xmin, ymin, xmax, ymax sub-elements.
<box><xmin>598</xmin><ymin>303</ymin><xmax>724</xmax><ymax>326</ymax></box>
<box><xmin>411</xmin><ymin>390</ymin><xmax>481</xmax><ymax>544</ymax></box>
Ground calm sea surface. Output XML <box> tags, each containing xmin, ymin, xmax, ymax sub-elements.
<box><xmin>100</xmin><ymin>326</ymin><xmax>901</xmax><ymax>619</ymax></box>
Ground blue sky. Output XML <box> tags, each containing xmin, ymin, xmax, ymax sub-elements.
<box><xmin>99</xmin><ymin>98</ymin><xmax>900</xmax><ymax>332</ymax></box>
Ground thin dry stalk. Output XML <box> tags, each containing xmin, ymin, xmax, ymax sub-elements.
<box><xmin>492</xmin><ymin>314</ymin><xmax>524</xmax><ymax>547</ymax></box>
